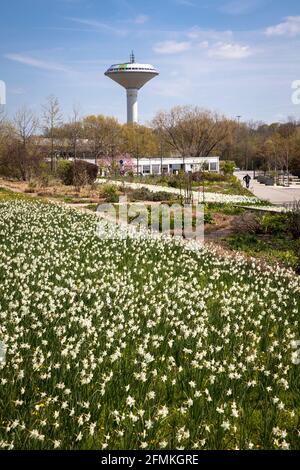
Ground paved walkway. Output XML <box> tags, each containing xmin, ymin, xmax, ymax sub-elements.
<box><xmin>235</xmin><ymin>172</ymin><xmax>300</xmax><ymax>206</ymax></box>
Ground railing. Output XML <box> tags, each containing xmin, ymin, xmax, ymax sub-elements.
<box><xmin>254</xmin><ymin>171</ymin><xmax>299</xmax><ymax>187</ymax></box>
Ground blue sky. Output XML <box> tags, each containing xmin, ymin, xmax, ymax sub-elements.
<box><xmin>1</xmin><ymin>0</ymin><xmax>300</xmax><ymax>124</ymax></box>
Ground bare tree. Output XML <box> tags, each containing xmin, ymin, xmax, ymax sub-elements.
<box><xmin>0</xmin><ymin>107</ymin><xmax>7</xmax><ymax>146</ymax></box>
<box><xmin>42</xmin><ymin>95</ymin><xmax>63</xmax><ymax>171</ymax></box>
<box><xmin>152</xmin><ymin>106</ymin><xmax>230</xmax><ymax>160</ymax></box>
<box><xmin>58</xmin><ymin>105</ymin><xmax>83</xmax><ymax>160</ymax></box>
<box><xmin>12</xmin><ymin>106</ymin><xmax>39</xmax><ymax>180</ymax></box>
<box><xmin>14</xmin><ymin>105</ymin><xmax>39</xmax><ymax>149</ymax></box>
<box><xmin>0</xmin><ymin>108</ymin><xmax>8</xmax><ymax>166</ymax></box>
<box><xmin>70</xmin><ymin>104</ymin><xmax>82</xmax><ymax>160</ymax></box>
<box><xmin>0</xmin><ymin>106</ymin><xmax>5</xmax><ymax>126</ymax></box>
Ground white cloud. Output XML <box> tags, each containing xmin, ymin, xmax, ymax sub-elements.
<box><xmin>134</xmin><ymin>14</ymin><xmax>149</xmax><ymax>24</ymax></box>
<box><xmin>153</xmin><ymin>40</ymin><xmax>191</xmax><ymax>54</ymax></box>
<box><xmin>208</xmin><ymin>42</ymin><xmax>252</xmax><ymax>60</ymax></box>
<box><xmin>5</xmin><ymin>53</ymin><xmax>71</xmax><ymax>72</ymax></box>
<box><xmin>265</xmin><ymin>16</ymin><xmax>300</xmax><ymax>37</ymax></box>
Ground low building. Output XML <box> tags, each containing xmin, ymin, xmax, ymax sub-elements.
<box><xmin>131</xmin><ymin>156</ymin><xmax>219</xmax><ymax>176</ymax></box>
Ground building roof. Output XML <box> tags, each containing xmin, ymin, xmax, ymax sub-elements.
<box><xmin>131</xmin><ymin>156</ymin><xmax>220</xmax><ymax>164</ymax></box>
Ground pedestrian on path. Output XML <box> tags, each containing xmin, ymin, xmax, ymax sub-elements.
<box><xmin>243</xmin><ymin>174</ymin><xmax>251</xmax><ymax>189</ymax></box>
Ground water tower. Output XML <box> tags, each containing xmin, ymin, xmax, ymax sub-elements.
<box><xmin>105</xmin><ymin>52</ymin><xmax>159</xmax><ymax>123</ymax></box>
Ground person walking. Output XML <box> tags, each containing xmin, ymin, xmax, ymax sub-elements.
<box><xmin>243</xmin><ymin>174</ymin><xmax>251</xmax><ymax>189</ymax></box>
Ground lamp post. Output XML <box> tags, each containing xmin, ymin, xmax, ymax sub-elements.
<box><xmin>136</xmin><ymin>142</ymin><xmax>139</xmax><ymax>177</ymax></box>
<box><xmin>236</xmin><ymin>115</ymin><xmax>244</xmax><ymax>169</ymax></box>
<box><xmin>268</xmin><ymin>139</ymin><xmax>278</xmax><ymax>185</ymax></box>
<box><xmin>286</xmin><ymin>147</ymin><xmax>290</xmax><ymax>187</ymax></box>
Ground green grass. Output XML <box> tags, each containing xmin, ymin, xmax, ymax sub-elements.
<box><xmin>85</xmin><ymin>203</ymin><xmax>98</xmax><ymax>212</ymax></box>
<box><xmin>226</xmin><ymin>233</ymin><xmax>298</xmax><ymax>268</ymax></box>
<box><xmin>205</xmin><ymin>203</ymin><xmax>246</xmax><ymax>216</ymax></box>
<box><xmin>199</xmin><ymin>176</ymin><xmax>253</xmax><ymax>197</ymax></box>
<box><xmin>0</xmin><ymin>187</ymin><xmax>32</xmax><ymax>202</ymax></box>
<box><xmin>0</xmin><ymin>198</ymin><xmax>300</xmax><ymax>450</ymax></box>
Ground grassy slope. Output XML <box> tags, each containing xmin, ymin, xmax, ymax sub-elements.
<box><xmin>0</xmin><ymin>197</ymin><xmax>299</xmax><ymax>450</ymax></box>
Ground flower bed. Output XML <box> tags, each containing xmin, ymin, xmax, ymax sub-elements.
<box><xmin>0</xmin><ymin>200</ymin><xmax>299</xmax><ymax>450</ymax></box>
<box><xmin>97</xmin><ymin>179</ymin><xmax>261</xmax><ymax>205</ymax></box>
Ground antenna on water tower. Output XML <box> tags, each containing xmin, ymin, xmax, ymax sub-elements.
<box><xmin>130</xmin><ymin>51</ymin><xmax>135</xmax><ymax>63</ymax></box>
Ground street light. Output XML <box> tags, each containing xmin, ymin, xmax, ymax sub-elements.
<box><xmin>235</xmin><ymin>115</ymin><xmax>244</xmax><ymax>168</ymax></box>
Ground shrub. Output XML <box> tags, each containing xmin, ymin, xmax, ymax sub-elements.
<box><xmin>292</xmin><ymin>238</ymin><xmax>300</xmax><ymax>273</ymax></box>
<box><xmin>232</xmin><ymin>212</ymin><xmax>261</xmax><ymax>234</ymax></box>
<box><xmin>286</xmin><ymin>210</ymin><xmax>300</xmax><ymax>240</ymax></box>
<box><xmin>221</xmin><ymin>204</ymin><xmax>245</xmax><ymax>216</ymax></box>
<box><xmin>57</xmin><ymin>160</ymin><xmax>73</xmax><ymax>185</ymax></box>
<box><xmin>220</xmin><ymin>161</ymin><xmax>236</xmax><ymax>176</ymax></box>
<box><xmin>100</xmin><ymin>184</ymin><xmax>119</xmax><ymax>203</ymax></box>
<box><xmin>151</xmin><ymin>191</ymin><xmax>174</xmax><ymax>202</ymax></box>
<box><xmin>167</xmin><ymin>178</ymin><xmax>181</xmax><ymax>189</ymax></box>
<box><xmin>73</xmin><ymin>160</ymin><xmax>98</xmax><ymax>186</ymax></box>
<box><xmin>39</xmin><ymin>173</ymin><xmax>50</xmax><ymax>188</ymax></box>
<box><xmin>57</xmin><ymin>160</ymin><xmax>98</xmax><ymax>186</ymax></box>
<box><xmin>129</xmin><ymin>188</ymin><xmax>177</xmax><ymax>202</ymax></box>
<box><xmin>27</xmin><ymin>181</ymin><xmax>37</xmax><ymax>191</ymax></box>
<box><xmin>204</xmin><ymin>211</ymin><xmax>214</xmax><ymax>224</ymax></box>
<box><xmin>192</xmin><ymin>172</ymin><xmax>227</xmax><ymax>183</ymax></box>
<box><xmin>129</xmin><ymin>187</ymin><xmax>154</xmax><ymax>201</ymax></box>
<box><xmin>227</xmin><ymin>233</ymin><xmax>260</xmax><ymax>251</ymax></box>
<box><xmin>261</xmin><ymin>214</ymin><xmax>288</xmax><ymax>235</ymax></box>
<box><xmin>273</xmin><ymin>250</ymin><xmax>298</xmax><ymax>269</ymax></box>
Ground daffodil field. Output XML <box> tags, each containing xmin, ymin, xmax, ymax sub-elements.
<box><xmin>0</xmin><ymin>199</ymin><xmax>300</xmax><ymax>450</ymax></box>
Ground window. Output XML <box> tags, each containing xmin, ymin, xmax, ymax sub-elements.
<box><xmin>152</xmin><ymin>164</ymin><xmax>160</xmax><ymax>175</ymax></box>
<box><xmin>209</xmin><ymin>162</ymin><xmax>218</xmax><ymax>172</ymax></box>
<box><xmin>171</xmin><ymin>164</ymin><xmax>181</xmax><ymax>170</ymax></box>
<box><xmin>142</xmin><ymin>165</ymin><xmax>151</xmax><ymax>174</ymax></box>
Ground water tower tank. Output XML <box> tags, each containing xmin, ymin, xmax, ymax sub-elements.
<box><xmin>105</xmin><ymin>52</ymin><xmax>159</xmax><ymax>123</ymax></box>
